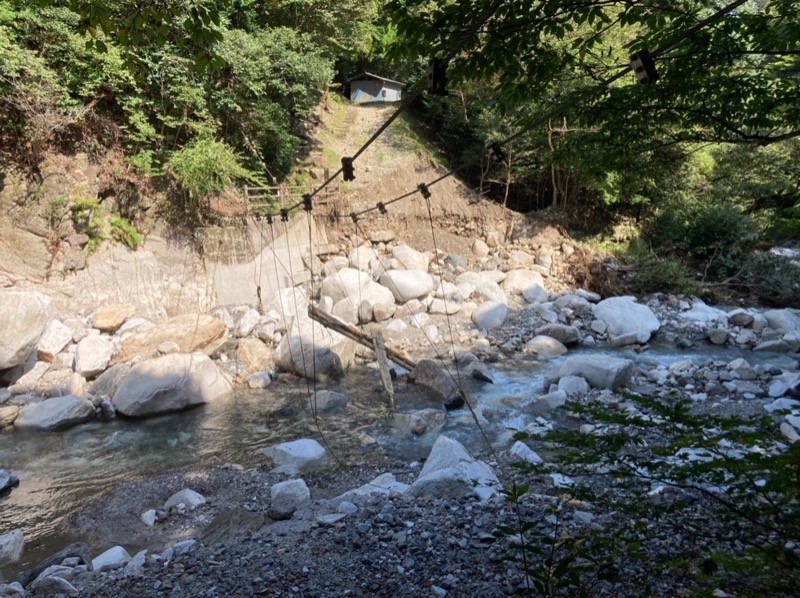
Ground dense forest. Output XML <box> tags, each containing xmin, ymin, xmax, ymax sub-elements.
<box><xmin>0</xmin><ymin>0</ymin><xmax>798</xmax><ymax>302</ymax></box>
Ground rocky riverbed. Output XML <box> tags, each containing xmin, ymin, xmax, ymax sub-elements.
<box><xmin>2</xmin><ymin>222</ymin><xmax>800</xmax><ymax>596</ymax></box>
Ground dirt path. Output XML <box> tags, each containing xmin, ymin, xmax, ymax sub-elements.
<box><xmin>313</xmin><ymin>100</ymin><xmax>517</xmax><ymax>257</ymax></box>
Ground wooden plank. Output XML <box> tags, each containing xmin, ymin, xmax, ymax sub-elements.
<box><xmin>307</xmin><ymin>304</ymin><xmax>417</xmax><ymax>372</ymax></box>
<box><xmin>372</xmin><ymin>332</ymin><xmax>396</xmax><ymax>410</ymax></box>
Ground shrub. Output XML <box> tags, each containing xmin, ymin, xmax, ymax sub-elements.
<box><xmin>647</xmin><ymin>203</ymin><xmax>759</xmax><ymax>279</ymax></box>
<box><xmin>683</xmin><ymin>204</ymin><xmax>759</xmax><ymax>277</ymax></box>
<box><xmin>109</xmin><ymin>216</ymin><xmax>141</xmax><ymax>250</ymax></box>
<box><xmin>738</xmin><ymin>252</ymin><xmax>800</xmax><ymax>306</ymax></box>
<box><xmin>163</xmin><ymin>138</ymin><xmax>263</xmax><ymax>225</ymax></box>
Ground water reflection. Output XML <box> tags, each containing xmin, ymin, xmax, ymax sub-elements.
<box><xmin>1</xmin><ymin>344</ymin><xmax>792</xmax><ymax>573</ymax></box>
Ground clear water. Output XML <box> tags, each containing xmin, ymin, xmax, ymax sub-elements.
<box><xmin>1</xmin><ymin>344</ymin><xmax>795</xmax><ymax>574</ymax></box>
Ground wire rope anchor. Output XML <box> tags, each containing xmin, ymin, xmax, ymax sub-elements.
<box><xmin>630</xmin><ymin>49</ymin><xmax>658</xmax><ymax>85</ymax></box>
<box><xmin>417</xmin><ymin>183</ymin><xmax>432</xmax><ymax>200</ymax></box>
<box><xmin>280</xmin><ymin>208</ymin><xmax>289</xmax><ymax>222</ymax></box>
<box><xmin>302</xmin><ymin>193</ymin><xmax>313</xmax><ymax>212</ymax></box>
<box><xmin>349</xmin><ymin>212</ymin><xmax>359</xmax><ymax>223</ymax></box>
<box><xmin>265</xmin><ymin>213</ymin><xmax>273</xmax><ymax>225</ymax></box>
<box><xmin>376</xmin><ymin>202</ymin><xmax>388</xmax><ymax>215</ymax></box>
<box><xmin>488</xmin><ymin>141</ymin><xmax>507</xmax><ymax>163</ymax></box>
<box><xmin>341</xmin><ymin>157</ymin><xmax>356</xmax><ymax>181</ymax></box>
<box><xmin>427</xmin><ymin>57</ymin><xmax>449</xmax><ymax>96</ymax></box>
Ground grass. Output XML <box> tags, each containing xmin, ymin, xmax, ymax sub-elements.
<box><xmin>393</xmin><ymin>112</ymin><xmax>450</xmax><ymax>169</ymax></box>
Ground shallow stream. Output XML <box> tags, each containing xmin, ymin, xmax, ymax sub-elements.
<box><xmin>1</xmin><ymin>344</ymin><xmax>794</xmax><ymax>574</ymax></box>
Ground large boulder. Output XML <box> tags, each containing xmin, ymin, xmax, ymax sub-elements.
<box><xmin>407</xmin><ymin>436</ymin><xmax>500</xmax><ymax>502</ymax></box>
<box><xmin>455</xmin><ymin>272</ymin><xmax>507</xmax><ymax>304</ymax></box>
<box><xmin>274</xmin><ymin>317</ymin><xmax>354</xmax><ymax>381</ymax></box>
<box><xmin>263</xmin><ymin>439</ymin><xmax>326</xmax><ymax>469</ymax></box>
<box><xmin>522</xmin><ymin>335</ymin><xmax>568</xmax><ymax>358</ymax></box>
<box><xmin>263</xmin><ymin>287</ymin><xmax>310</xmax><ymax>332</ymax></box>
<box><xmin>392</xmin><ymin>244</ymin><xmax>429</xmax><ymax>271</ymax></box>
<box><xmin>0</xmin><ymin>290</ymin><xmax>53</xmax><ymax>370</ymax></box>
<box><xmin>91</xmin><ymin>303</ymin><xmax>136</xmax><ymax>333</ymax></box>
<box><xmin>763</xmin><ymin>309</ymin><xmax>800</xmax><ymax>336</ymax></box>
<box><xmin>502</xmin><ymin>270</ymin><xmax>544</xmax><ymax>295</ymax></box>
<box><xmin>0</xmin><ymin>529</ymin><xmax>24</xmax><ymax>566</ymax></box>
<box><xmin>534</xmin><ymin>324</ymin><xmax>580</xmax><ymax>345</ymax></box>
<box><xmin>471</xmin><ymin>301</ymin><xmax>508</xmax><ymax>329</ymax></box>
<box><xmin>36</xmin><ymin>320</ymin><xmax>73</xmax><ymax>361</ymax></box>
<box><xmin>380</xmin><ymin>270</ymin><xmax>434</xmax><ymax>302</ymax></box>
<box><xmin>593</xmin><ymin>296</ymin><xmax>659</xmax><ymax>343</ymax></box>
<box><xmin>410</xmin><ymin>359</ymin><xmax>462</xmax><ymax>408</ymax></box>
<box><xmin>681</xmin><ymin>300</ymin><xmax>727</xmax><ymax>325</ymax></box>
<box><xmin>74</xmin><ymin>334</ymin><xmax>113</xmax><ymax>377</ymax></box>
<box><xmin>558</xmin><ymin>355</ymin><xmax>636</xmax><ymax>390</ymax></box>
<box><xmin>111</xmin><ymin>314</ymin><xmax>225</xmax><ymax>364</ymax></box>
<box><xmin>112</xmin><ymin>353</ymin><xmax>232</xmax><ymax>417</ymax></box>
<box><xmin>92</xmin><ymin>546</ymin><xmax>131</xmax><ymax>572</ymax></box>
<box><xmin>236</xmin><ymin>338</ymin><xmax>272</xmax><ymax>374</ymax></box>
<box><xmin>320</xmin><ymin>268</ymin><xmax>371</xmax><ymax>304</ymax></box>
<box><xmin>15</xmin><ymin>395</ymin><xmax>95</xmax><ymax>431</ymax></box>
<box><xmin>348</xmin><ymin>243</ymin><xmax>380</xmax><ymax>271</ymax></box>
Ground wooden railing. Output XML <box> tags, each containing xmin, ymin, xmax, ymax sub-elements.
<box><xmin>244</xmin><ymin>184</ymin><xmax>339</xmax><ymax>211</ymax></box>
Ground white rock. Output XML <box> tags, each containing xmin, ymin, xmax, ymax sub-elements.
<box><xmin>455</xmin><ymin>272</ymin><xmax>507</xmax><ymax>304</ymax></box>
<box><xmin>112</xmin><ymin>353</ymin><xmax>232</xmax><ymax>417</ymax></box>
<box><xmin>0</xmin><ymin>529</ymin><xmax>24</xmax><ymax>566</ymax></box>
<box><xmin>29</xmin><ymin>574</ymin><xmax>78</xmax><ymax>595</ymax></box>
<box><xmin>593</xmin><ymin>296</ymin><xmax>659</xmax><ymax>343</ymax></box>
<box><xmin>263</xmin><ymin>438</ymin><xmax>326</xmax><ymax>468</ymax></box>
<box><xmin>92</xmin><ymin>545</ymin><xmax>132</xmax><ymax>572</ymax></box>
<box><xmin>322</xmin><ymin>255</ymin><xmax>349</xmax><ymax>277</ymax></box>
<box><xmin>472</xmin><ymin>238</ymin><xmax>489</xmax><ymax>258</ymax></box>
<box><xmin>385</xmin><ymin>319</ymin><xmax>408</xmax><ymax>334</ymax></box>
<box><xmin>312</xmin><ymin>390</ymin><xmax>348</xmax><ymax>411</ymax></box>
<box><xmin>141</xmin><ymin>509</ymin><xmax>156</xmax><ymax>526</ymax></box>
<box><xmin>502</xmin><ymin>270</ymin><xmax>544</xmax><ymax>295</ymax></box>
<box><xmin>428</xmin><ymin>298</ymin><xmax>461</xmax><ymax>315</ymax></box>
<box><xmin>558</xmin><ymin>355</ymin><xmax>636</xmax><ymax>390</ymax></box>
<box><xmin>270</xmin><ymin>479</ymin><xmax>310</xmax><ymax>505</ymax></box>
<box><xmin>781</xmin><ymin>422</ymin><xmax>800</xmax><ymax>443</ymax></box>
<box><xmin>36</xmin><ymin>319</ymin><xmax>73</xmax><ymax>359</ymax></box>
<box><xmin>124</xmin><ymin>549</ymin><xmax>147</xmax><ymax>577</ymax></box>
<box><xmin>262</xmin><ymin>288</ymin><xmax>310</xmax><ymax>332</ymax></box>
<box><xmin>337</xmin><ymin>473</ymin><xmax>410</xmax><ymax>501</ymax></box>
<box><xmin>682</xmin><ymin>300</ymin><xmax>727</xmax><ymax>325</ymax></box>
<box><xmin>471</xmin><ymin>301</ymin><xmax>507</xmax><ymax>329</ymax></box>
<box><xmin>274</xmin><ymin>317</ymin><xmax>354</xmax><ymax>381</ymax></box>
<box><xmin>553</xmin><ymin>294</ymin><xmax>592</xmax><ymax>313</ymax></box>
<box><xmin>535</xmin><ymin>324</ymin><xmax>580</xmax><ymax>345</ymax></box>
<box><xmin>380</xmin><ymin>269</ymin><xmax>434</xmax><ymax>302</ymax></box>
<box><xmin>558</xmin><ymin>375</ymin><xmax>590</xmax><ymax>396</ymax></box>
<box><xmin>510</xmin><ymin>441</ymin><xmax>543</xmax><ymax>464</ymax></box>
<box><xmin>247</xmin><ymin>371</ymin><xmax>272</xmax><ymax>389</ymax></box>
<box><xmin>407</xmin><ymin>436</ymin><xmax>500</xmax><ymax>502</ymax></box>
<box><xmin>0</xmin><ymin>290</ymin><xmax>53</xmax><ymax>369</ymax></box>
<box><xmin>232</xmin><ymin>306</ymin><xmax>261</xmax><ymax>338</ymax></box>
<box><xmin>349</xmin><ymin>243</ymin><xmax>379</xmax><ymax>271</ymax></box>
<box><xmin>74</xmin><ymin>334</ymin><xmax>113</xmax><ymax>377</ymax></box>
<box><xmin>392</xmin><ymin>244</ymin><xmax>429</xmax><ymax>271</ymax></box>
<box><xmin>164</xmin><ymin>489</ymin><xmax>206</xmax><ymax>510</ymax></box>
<box><xmin>522</xmin><ymin>284</ymin><xmax>548</xmax><ymax>303</ymax></box>
<box><xmin>331</xmin><ymin>298</ymin><xmax>359</xmax><ymax>325</ymax></box>
<box><xmin>15</xmin><ymin>395</ymin><xmax>94</xmax><ymax>431</ymax></box>
<box><xmin>521</xmin><ymin>335</ymin><xmax>567</xmax><ymax>358</ymax></box>
<box><xmin>764</xmin><ymin>398</ymin><xmax>800</xmax><ymax>413</ymax></box>
<box><xmin>538</xmin><ymin>390</ymin><xmax>567</xmax><ymax>410</ymax></box>
<box><xmin>173</xmin><ymin>539</ymin><xmax>196</xmax><ymax>555</ymax></box>
<box><xmin>763</xmin><ymin>309</ymin><xmax>800</xmax><ymax>336</ymax></box>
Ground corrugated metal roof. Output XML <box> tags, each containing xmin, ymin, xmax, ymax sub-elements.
<box><xmin>347</xmin><ymin>71</ymin><xmax>406</xmax><ymax>86</ymax></box>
